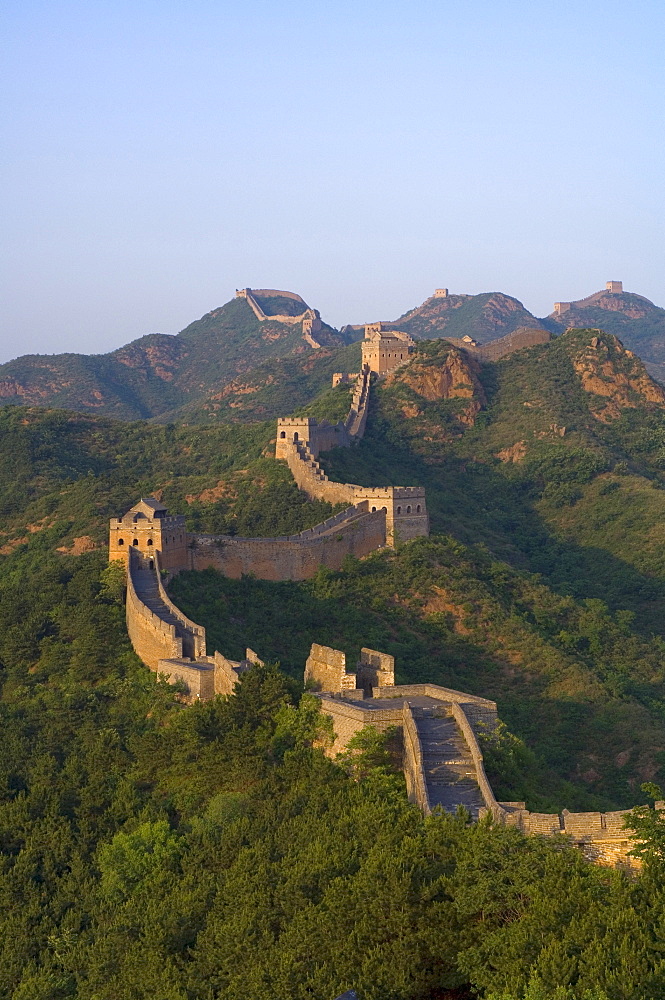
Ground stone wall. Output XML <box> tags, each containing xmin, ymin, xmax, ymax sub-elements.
<box><xmin>275</xmin><ymin>366</ymin><xmax>428</xmax><ymax>546</ymax></box>
<box><xmin>109</xmin><ymin>498</ymin><xmax>188</xmax><ymax>571</ymax></box>
<box><xmin>445</xmin><ymin>328</ymin><xmax>551</xmax><ymax>362</ymax></box>
<box><xmin>305</xmin><ymin>643</ymin><xmax>358</xmax><ymax>692</ymax></box>
<box><xmin>317</xmin><ymin>696</ymin><xmax>403</xmax><ymax>756</ymax></box>
<box><xmin>490</xmin><ymin>803</ymin><xmax>644</xmax><ymax>873</ymax></box>
<box><xmin>402</xmin><ymin>702</ymin><xmax>431</xmax><ymax>812</ymax></box>
<box><xmin>450</xmin><ymin>701</ymin><xmax>503</xmax><ymax>818</ymax></box>
<box><xmin>373</xmin><ymin>682</ymin><xmax>498</xmax><ymax>735</ymax></box>
<box><xmin>153</xmin><ymin>556</ymin><xmax>206</xmax><ymax>657</ymax></box>
<box><xmin>356</xmin><ymin>648</ymin><xmax>395</xmax><ymax>694</ymax></box>
<box><xmin>189</xmin><ymin>506</ymin><xmax>386</xmax><ymax>580</ymax></box>
<box><xmin>235</xmin><ymin>287</ymin><xmax>322</xmax><ymax>334</ymax></box>
<box><xmin>157</xmin><ymin>658</ymin><xmax>215</xmax><ymax>702</ymax></box>
<box><xmin>361</xmin><ymin>325</ymin><xmax>415</xmax><ymax>376</ymax></box>
<box><xmin>213</xmin><ymin>649</ymin><xmax>260</xmax><ymax>696</ymax></box>
<box><xmin>125</xmin><ymin>552</ymin><xmax>182</xmax><ymax>670</ymax></box>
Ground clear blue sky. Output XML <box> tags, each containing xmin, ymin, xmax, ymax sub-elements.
<box><xmin>1</xmin><ymin>0</ymin><xmax>664</xmax><ymax>362</ymax></box>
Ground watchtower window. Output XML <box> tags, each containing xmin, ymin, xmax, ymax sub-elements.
<box><xmin>407</xmin><ymin>505</ymin><xmax>411</xmax><ymax>514</ymax></box>
<box><xmin>293</xmin><ymin>432</ymin><xmax>299</xmax><ymax>441</ymax></box>
<box><xmin>397</xmin><ymin>506</ymin><xmax>402</xmax><ymax>514</ymax></box>
<box><xmin>416</xmin><ymin>504</ymin><xmax>421</xmax><ymax>513</ymax></box>
<box><xmin>147</xmin><ymin>538</ymin><xmax>153</xmax><ymax>546</ymax></box>
<box><xmin>132</xmin><ymin>539</ymin><xmax>139</xmax><ymax>546</ymax></box>
<box><xmin>371</xmin><ymin>506</ymin><xmax>376</xmax><ymax>512</ymax></box>
<box><xmin>280</xmin><ymin>431</ymin><xmax>286</xmax><ymax>438</ymax></box>
<box><xmin>117</xmin><ymin>538</ymin><xmax>124</xmax><ymax>546</ymax></box>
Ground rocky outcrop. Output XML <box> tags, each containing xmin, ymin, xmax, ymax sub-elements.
<box><xmin>388</xmin><ymin>347</ymin><xmax>486</xmax><ymax>427</ymax></box>
<box><xmin>573</xmin><ymin>333</ymin><xmax>665</xmax><ymax>422</ymax></box>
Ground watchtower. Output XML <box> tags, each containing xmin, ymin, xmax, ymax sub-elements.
<box><xmin>361</xmin><ymin>327</ymin><xmax>415</xmax><ymax>376</ymax></box>
<box><xmin>606</xmin><ymin>281</ymin><xmax>623</xmax><ymax>294</ymax></box>
<box><xmin>275</xmin><ymin>417</ymin><xmax>317</xmax><ymax>460</ymax></box>
<box><xmin>434</xmin><ymin>288</ymin><xmax>449</xmax><ymax>298</ymax></box>
<box><xmin>109</xmin><ymin>498</ymin><xmax>188</xmax><ymax>572</ymax></box>
<box><xmin>352</xmin><ymin>486</ymin><xmax>428</xmax><ymax>544</ymax></box>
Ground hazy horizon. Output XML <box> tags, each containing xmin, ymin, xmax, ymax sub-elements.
<box><xmin>2</xmin><ymin>0</ymin><xmax>664</xmax><ymax>364</ymax></box>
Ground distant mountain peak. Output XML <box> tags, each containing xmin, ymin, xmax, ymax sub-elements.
<box><xmin>551</xmin><ymin>282</ymin><xmax>656</xmax><ymax>320</ymax></box>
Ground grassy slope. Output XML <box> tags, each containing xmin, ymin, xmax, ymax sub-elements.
<box><xmin>0</xmin><ymin>406</ymin><xmax>341</xmax><ymax>556</ymax></box>
<box><xmin>159</xmin><ymin>342</ymin><xmax>362</xmax><ymax>423</ymax></box>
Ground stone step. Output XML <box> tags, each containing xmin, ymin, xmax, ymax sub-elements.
<box><xmin>414</xmin><ymin>709</ymin><xmax>485</xmax><ymax>817</ymax></box>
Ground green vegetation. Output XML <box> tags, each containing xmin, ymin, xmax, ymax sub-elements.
<box><xmin>0</xmin><ymin>406</ymin><xmax>336</xmax><ymax>551</ymax></box>
<box><xmin>3</xmin><ymin>550</ymin><xmax>665</xmax><ymax>998</ymax></box>
<box><xmin>294</xmin><ymin>380</ymin><xmax>355</xmax><ymax>423</ymax></box>
<box><xmin>548</xmin><ymin>293</ymin><xmax>665</xmax><ymax>366</ymax></box>
<box><xmin>0</xmin><ymin>296</ymin><xmax>357</xmax><ymax>422</ymax></box>
<box><xmin>251</xmin><ymin>292</ymin><xmax>309</xmax><ymax>317</ymax></box>
<box><xmin>171</xmin><ymin>536</ymin><xmax>665</xmax><ymax>811</ymax></box>
<box><xmin>7</xmin><ymin>324</ymin><xmax>665</xmax><ymax>995</ymax></box>
<box><xmin>169</xmin><ymin>341</ymin><xmax>362</xmax><ymax>424</ymax></box>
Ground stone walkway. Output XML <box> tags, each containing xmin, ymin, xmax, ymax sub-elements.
<box><xmin>343</xmin><ymin>694</ymin><xmax>486</xmax><ymax>817</ymax></box>
<box><xmin>133</xmin><ymin>566</ymin><xmax>198</xmax><ymax>659</ymax></box>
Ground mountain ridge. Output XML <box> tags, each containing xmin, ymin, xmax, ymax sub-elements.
<box><xmin>3</xmin><ymin>281</ymin><xmax>665</xmax><ymax>420</ymax></box>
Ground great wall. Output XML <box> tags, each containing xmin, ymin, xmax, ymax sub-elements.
<box><xmin>109</xmin><ymin>316</ymin><xmax>646</xmax><ymax>872</ymax></box>
<box><xmin>235</xmin><ymin>287</ymin><xmax>325</xmax><ymax>347</ymax></box>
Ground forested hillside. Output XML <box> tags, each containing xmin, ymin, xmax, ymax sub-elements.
<box><xmin>5</xmin><ymin>329</ymin><xmax>665</xmax><ymax>996</ymax></box>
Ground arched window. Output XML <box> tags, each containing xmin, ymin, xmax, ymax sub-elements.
<box><xmin>280</xmin><ymin>431</ymin><xmax>286</xmax><ymax>438</ymax></box>
<box><xmin>371</xmin><ymin>506</ymin><xmax>376</xmax><ymax>512</ymax></box>
<box><xmin>416</xmin><ymin>504</ymin><xmax>421</xmax><ymax>513</ymax></box>
<box><xmin>149</xmin><ymin>559</ymin><xmax>154</xmax><ymax>570</ymax></box>
<box><xmin>382</xmin><ymin>506</ymin><xmax>387</xmax><ymax>511</ymax></box>
<box><xmin>397</xmin><ymin>506</ymin><xmax>402</xmax><ymax>514</ymax></box>
<box><xmin>407</xmin><ymin>505</ymin><xmax>411</xmax><ymax>514</ymax></box>
<box><xmin>147</xmin><ymin>538</ymin><xmax>153</xmax><ymax>546</ymax></box>
<box><xmin>117</xmin><ymin>538</ymin><xmax>124</xmax><ymax>546</ymax></box>
<box><xmin>132</xmin><ymin>539</ymin><xmax>139</xmax><ymax>546</ymax></box>
<box><xmin>293</xmin><ymin>432</ymin><xmax>299</xmax><ymax>441</ymax></box>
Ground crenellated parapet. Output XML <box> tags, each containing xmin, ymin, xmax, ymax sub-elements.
<box><xmin>486</xmin><ymin>802</ymin><xmax>651</xmax><ymax>874</ymax></box>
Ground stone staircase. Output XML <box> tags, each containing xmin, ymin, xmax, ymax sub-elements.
<box><xmin>132</xmin><ymin>566</ymin><xmax>197</xmax><ymax>658</ymax></box>
<box><xmin>414</xmin><ymin>706</ymin><xmax>485</xmax><ymax>818</ymax></box>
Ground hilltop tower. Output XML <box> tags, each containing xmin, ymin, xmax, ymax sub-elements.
<box><xmin>109</xmin><ymin>498</ymin><xmax>188</xmax><ymax>572</ymax></box>
<box><xmin>361</xmin><ymin>324</ymin><xmax>415</xmax><ymax>375</ymax></box>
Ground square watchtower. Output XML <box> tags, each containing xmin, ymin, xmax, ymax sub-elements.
<box><xmin>109</xmin><ymin>498</ymin><xmax>188</xmax><ymax>572</ymax></box>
